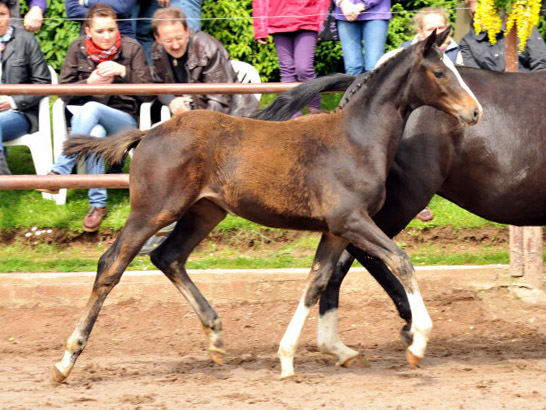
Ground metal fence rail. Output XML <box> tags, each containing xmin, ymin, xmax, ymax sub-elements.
<box><xmin>0</xmin><ymin>82</ymin><xmax>299</xmax><ymax>190</ymax></box>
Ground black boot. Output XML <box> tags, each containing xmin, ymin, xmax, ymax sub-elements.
<box><xmin>0</xmin><ymin>149</ymin><xmax>11</xmax><ymax>175</ymax></box>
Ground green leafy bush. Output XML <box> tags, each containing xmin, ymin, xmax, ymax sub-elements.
<box><xmin>21</xmin><ymin>0</ymin><xmax>546</xmax><ymax>80</ymax></box>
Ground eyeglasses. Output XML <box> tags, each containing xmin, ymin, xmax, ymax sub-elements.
<box><xmin>160</xmin><ymin>35</ymin><xmax>186</xmax><ymax>45</ymax></box>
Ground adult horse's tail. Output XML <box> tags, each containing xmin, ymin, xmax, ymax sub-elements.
<box><xmin>63</xmin><ymin>129</ymin><xmax>146</xmax><ymax>165</ymax></box>
<box><xmin>256</xmin><ymin>73</ymin><xmax>358</xmax><ymax>121</ymax></box>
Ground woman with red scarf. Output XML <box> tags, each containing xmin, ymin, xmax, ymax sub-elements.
<box><xmin>40</xmin><ymin>4</ymin><xmax>153</xmax><ymax>232</ymax></box>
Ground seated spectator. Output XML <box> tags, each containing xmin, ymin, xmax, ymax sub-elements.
<box><xmin>376</xmin><ymin>7</ymin><xmax>462</xmax><ymax>68</ymax></box>
<box><xmin>65</xmin><ymin>0</ymin><xmax>137</xmax><ymax>38</ymax></box>
<box><xmin>133</xmin><ymin>0</ymin><xmax>203</xmax><ymax>64</ymax></box>
<box><xmin>139</xmin><ymin>6</ymin><xmax>258</xmax><ymax>253</ymax></box>
<box><xmin>150</xmin><ymin>7</ymin><xmax>258</xmax><ymax>117</ymax></box>
<box><xmin>0</xmin><ymin>0</ymin><xmax>51</xmax><ymax>175</ymax></box>
<box><xmin>460</xmin><ymin>0</ymin><xmax>546</xmax><ymax>71</ymax></box>
<box><xmin>37</xmin><ymin>4</ymin><xmax>153</xmax><ymax>232</ymax></box>
<box><xmin>8</xmin><ymin>0</ymin><xmax>47</xmax><ymax>33</ymax></box>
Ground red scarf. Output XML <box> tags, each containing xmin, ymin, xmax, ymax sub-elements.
<box><xmin>85</xmin><ymin>32</ymin><xmax>122</xmax><ymax>64</ymax></box>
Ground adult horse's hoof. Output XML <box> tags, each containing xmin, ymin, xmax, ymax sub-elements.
<box><xmin>51</xmin><ymin>364</ymin><xmax>68</xmax><ymax>383</ymax></box>
<box><xmin>405</xmin><ymin>350</ymin><xmax>422</xmax><ymax>369</ymax></box>
<box><xmin>208</xmin><ymin>348</ymin><xmax>226</xmax><ymax>366</ymax></box>
<box><xmin>340</xmin><ymin>354</ymin><xmax>370</xmax><ymax>369</ymax></box>
<box><xmin>400</xmin><ymin>325</ymin><xmax>413</xmax><ymax>347</ymax></box>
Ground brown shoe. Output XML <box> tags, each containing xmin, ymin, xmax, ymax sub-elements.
<box><xmin>35</xmin><ymin>170</ymin><xmax>60</xmax><ymax>194</ymax></box>
<box><xmin>415</xmin><ymin>207</ymin><xmax>434</xmax><ymax>222</ymax></box>
<box><xmin>83</xmin><ymin>206</ymin><xmax>107</xmax><ymax>232</ymax></box>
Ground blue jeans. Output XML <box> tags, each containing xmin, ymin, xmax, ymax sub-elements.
<box><xmin>0</xmin><ymin>110</ymin><xmax>30</xmax><ymax>152</ymax></box>
<box><xmin>337</xmin><ymin>19</ymin><xmax>389</xmax><ymax>74</ymax></box>
<box><xmin>52</xmin><ymin>102</ymin><xmax>137</xmax><ymax>208</ymax></box>
<box><xmin>134</xmin><ymin>0</ymin><xmax>204</xmax><ymax>63</ymax></box>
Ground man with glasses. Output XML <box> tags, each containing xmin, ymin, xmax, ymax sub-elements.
<box><xmin>150</xmin><ymin>7</ymin><xmax>258</xmax><ymax>117</ymax></box>
<box><xmin>140</xmin><ymin>7</ymin><xmax>258</xmax><ymax>254</ymax></box>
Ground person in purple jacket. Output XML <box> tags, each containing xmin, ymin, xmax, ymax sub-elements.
<box><xmin>65</xmin><ymin>0</ymin><xmax>137</xmax><ymax>38</ymax></box>
<box><xmin>334</xmin><ymin>0</ymin><xmax>391</xmax><ymax>74</ymax></box>
<box><xmin>8</xmin><ymin>0</ymin><xmax>47</xmax><ymax>32</ymax></box>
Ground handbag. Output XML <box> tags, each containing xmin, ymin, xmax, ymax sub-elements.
<box><xmin>317</xmin><ymin>2</ymin><xmax>339</xmax><ymax>42</ymax></box>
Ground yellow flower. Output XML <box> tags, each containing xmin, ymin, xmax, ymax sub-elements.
<box><xmin>474</xmin><ymin>0</ymin><xmax>542</xmax><ymax>52</ymax></box>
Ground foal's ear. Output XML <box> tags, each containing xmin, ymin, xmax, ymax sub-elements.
<box><xmin>436</xmin><ymin>26</ymin><xmax>451</xmax><ymax>47</ymax></box>
<box><xmin>423</xmin><ymin>29</ymin><xmax>438</xmax><ymax>53</ymax></box>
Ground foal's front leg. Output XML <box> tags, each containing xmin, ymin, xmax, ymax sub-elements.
<box><xmin>278</xmin><ymin>233</ymin><xmax>348</xmax><ymax>379</ymax></box>
<box><xmin>339</xmin><ymin>214</ymin><xmax>432</xmax><ymax>368</ymax></box>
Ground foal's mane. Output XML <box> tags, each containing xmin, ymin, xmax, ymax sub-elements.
<box><xmin>338</xmin><ymin>45</ymin><xmax>416</xmax><ymax>110</ymax></box>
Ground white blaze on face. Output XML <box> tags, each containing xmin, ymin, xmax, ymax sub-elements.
<box><xmin>441</xmin><ymin>53</ymin><xmax>483</xmax><ymax>116</ymax></box>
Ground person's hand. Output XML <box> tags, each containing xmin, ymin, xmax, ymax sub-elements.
<box><xmin>87</xmin><ymin>69</ymin><xmax>114</xmax><ymax>85</ymax></box>
<box><xmin>257</xmin><ymin>38</ymin><xmax>268</xmax><ymax>45</ymax></box>
<box><xmin>95</xmin><ymin>61</ymin><xmax>127</xmax><ymax>78</ymax></box>
<box><xmin>158</xmin><ymin>0</ymin><xmax>170</xmax><ymax>7</ymax></box>
<box><xmin>0</xmin><ymin>96</ymin><xmax>12</xmax><ymax>111</ymax></box>
<box><xmin>24</xmin><ymin>6</ymin><xmax>43</xmax><ymax>33</ymax></box>
<box><xmin>169</xmin><ymin>96</ymin><xmax>193</xmax><ymax>115</ymax></box>
<box><xmin>340</xmin><ymin>1</ymin><xmax>365</xmax><ymax>22</ymax></box>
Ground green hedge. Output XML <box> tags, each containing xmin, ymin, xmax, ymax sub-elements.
<box><xmin>23</xmin><ymin>0</ymin><xmax>546</xmax><ymax>79</ymax></box>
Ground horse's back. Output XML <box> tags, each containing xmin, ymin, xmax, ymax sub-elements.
<box><xmin>441</xmin><ymin>68</ymin><xmax>546</xmax><ymax>224</ymax></box>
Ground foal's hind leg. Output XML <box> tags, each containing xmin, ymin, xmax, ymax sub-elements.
<box><xmin>278</xmin><ymin>233</ymin><xmax>348</xmax><ymax>379</ymax></box>
<box><xmin>149</xmin><ymin>200</ymin><xmax>228</xmax><ymax>365</ymax></box>
<box><xmin>52</xmin><ymin>217</ymin><xmax>167</xmax><ymax>383</ymax></box>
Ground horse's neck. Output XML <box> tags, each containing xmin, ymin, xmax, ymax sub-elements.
<box><xmin>346</xmin><ymin>64</ymin><xmax>414</xmax><ymax>137</ymax></box>
<box><xmin>343</xmin><ymin>62</ymin><xmax>417</xmax><ymax>168</ymax></box>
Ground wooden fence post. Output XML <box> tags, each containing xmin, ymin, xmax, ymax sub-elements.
<box><xmin>505</xmin><ymin>27</ymin><xmax>544</xmax><ymax>289</ymax></box>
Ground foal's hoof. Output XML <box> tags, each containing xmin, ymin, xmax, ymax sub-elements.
<box><xmin>340</xmin><ymin>354</ymin><xmax>370</xmax><ymax>369</ymax></box>
<box><xmin>51</xmin><ymin>364</ymin><xmax>68</xmax><ymax>384</ymax></box>
<box><xmin>208</xmin><ymin>348</ymin><xmax>226</xmax><ymax>366</ymax></box>
<box><xmin>405</xmin><ymin>350</ymin><xmax>422</xmax><ymax>369</ymax></box>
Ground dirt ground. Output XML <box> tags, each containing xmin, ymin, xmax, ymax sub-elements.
<box><xmin>1</xmin><ymin>267</ymin><xmax>546</xmax><ymax>410</ymax></box>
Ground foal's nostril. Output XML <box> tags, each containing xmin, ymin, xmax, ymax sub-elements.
<box><xmin>473</xmin><ymin>108</ymin><xmax>480</xmax><ymax>121</ymax></box>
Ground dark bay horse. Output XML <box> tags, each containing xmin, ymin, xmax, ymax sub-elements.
<box><xmin>259</xmin><ymin>66</ymin><xmax>546</xmax><ymax>367</ymax></box>
<box><xmin>54</xmin><ymin>30</ymin><xmax>481</xmax><ymax>382</ymax></box>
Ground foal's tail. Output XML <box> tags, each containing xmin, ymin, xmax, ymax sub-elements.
<box><xmin>63</xmin><ymin>128</ymin><xmax>147</xmax><ymax>165</ymax></box>
<box><xmin>256</xmin><ymin>73</ymin><xmax>358</xmax><ymax>121</ymax></box>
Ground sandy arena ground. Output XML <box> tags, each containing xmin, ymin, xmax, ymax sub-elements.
<box><xmin>1</xmin><ymin>266</ymin><xmax>546</xmax><ymax>409</ymax></box>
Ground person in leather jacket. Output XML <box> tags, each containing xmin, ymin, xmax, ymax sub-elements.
<box><xmin>150</xmin><ymin>7</ymin><xmax>258</xmax><ymax>118</ymax></box>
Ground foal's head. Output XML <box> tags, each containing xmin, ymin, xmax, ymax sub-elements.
<box><xmin>408</xmin><ymin>29</ymin><xmax>482</xmax><ymax>126</ymax></box>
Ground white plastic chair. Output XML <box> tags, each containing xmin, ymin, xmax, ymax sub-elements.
<box><xmin>154</xmin><ymin>59</ymin><xmax>262</xmax><ymax>124</ymax></box>
<box><xmin>4</xmin><ymin>65</ymin><xmax>57</xmax><ymax>200</ymax></box>
<box><xmin>230</xmin><ymin>59</ymin><xmax>262</xmax><ymax>102</ymax></box>
<box><xmin>51</xmin><ymin>94</ymin><xmax>151</xmax><ymax>205</ymax></box>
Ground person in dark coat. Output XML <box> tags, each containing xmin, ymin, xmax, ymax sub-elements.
<box><xmin>150</xmin><ymin>7</ymin><xmax>258</xmax><ymax>118</ymax></box>
<box><xmin>38</xmin><ymin>4</ymin><xmax>153</xmax><ymax>232</ymax></box>
<box><xmin>460</xmin><ymin>0</ymin><xmax>546</xmax><ymax>72</ymax></box>
<box><xmin>0</xmin><ymin>0</ymin><xmax>50</xmax><ymax>175</ymax></box>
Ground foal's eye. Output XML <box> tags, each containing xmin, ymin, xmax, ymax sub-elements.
<box><xmin>434</xmin><ymin>70</ymin><xmax>444</xmax><ymax>79</ymax></box>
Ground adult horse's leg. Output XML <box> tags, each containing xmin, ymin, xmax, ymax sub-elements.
<box><xmin>149</xmin><ymin>199</ymin><xmax>228</xmax><ymax>365</ymax></box>
<box><xmin>317</xmin><ymin>247</ymin><xmax>412</xmax><ymax>366</ymax></box>
<box><xmin>52</xmin><ymin>215</ymin><xmax>171</xmax><ymax>383</ymax></box>
<box><xmin>278</xmin><ymin>233</ymin><xmax>349</xmax><ymax>379</ymax></box>
<box><xmin>316</xmin><ymin>251</ymin><xmax>361</xmax><ymax>366</ymax></box>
